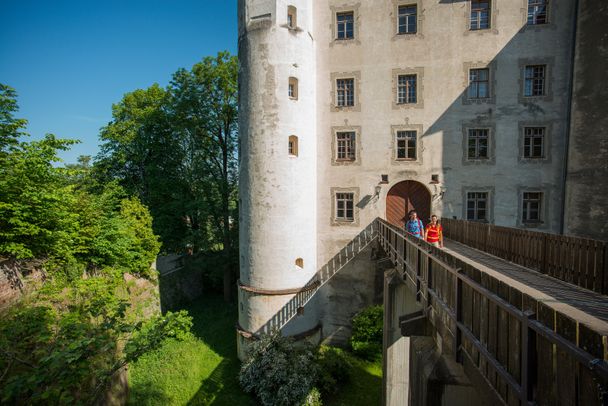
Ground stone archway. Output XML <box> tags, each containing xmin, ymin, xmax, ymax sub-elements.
<box><xmin>386</xmin><ymin>180</ymin><xmax>431</xmax><ymax>229</ymax></box>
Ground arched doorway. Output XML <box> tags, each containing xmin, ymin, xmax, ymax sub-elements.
<box><xmin>386</xmin><ymin>180</ymin><xmax>431</xmax><ymax>228</ymax></box>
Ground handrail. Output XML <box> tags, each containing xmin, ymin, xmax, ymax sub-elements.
<box><xmin>377</xmin><ymin>217</ymin><xmax>608</xmax><ymax>405</ymax></box>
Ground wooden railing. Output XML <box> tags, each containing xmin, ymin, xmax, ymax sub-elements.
<box><xmin>378</xmin><ymin>219</ymin><xmax>608</xmax><ymax>406</ymax></box>
<box><xmin>441</xmin><ymin>218</ymin><xmax>608</xmax><ymax>295</ymax></box>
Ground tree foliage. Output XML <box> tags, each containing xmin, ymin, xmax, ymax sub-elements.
<box><xmin>349</xmin><ymin>305</ymin><xmax>384</xmax><ymax>360</ymax></box>
<box><xmin>95</xmin><ymin>51</ymin><xmax>239</xmax><ymax>300</ymax></box>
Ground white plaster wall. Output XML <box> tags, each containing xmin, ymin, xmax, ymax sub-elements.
<box><xmin>238</xmin><ymin>0</ymin><xmax>319</xmax><ymax>335</ymax></box>
<box><xmin>315</xmin><ymin>0</ymin><xmax>576</xmax><ymax>266</ymax></box>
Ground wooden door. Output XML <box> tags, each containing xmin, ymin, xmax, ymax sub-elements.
<box><xmin>386</xmin><ymin>181</ymin><xmax>431</xmax><ymax>229</ymax></box>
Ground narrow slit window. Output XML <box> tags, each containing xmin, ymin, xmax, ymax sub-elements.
<box><xmin>287</xmin><ymin>6</ymin><xmax>297</xmax><ymax>29</ymax></box>
<box><xmin>295</xmin><ymin>258</ymin><xmax>304</xmax><ymax>268</ymax></box>
<box><xmin>288</xmin><ymin>135</ymin><xmax>298</xmax><ymax>157</ymax></box>
<box><xmin>288</xmin><ymin>77</ymin><xmax>298</xmax><ymax>100</ymax></box>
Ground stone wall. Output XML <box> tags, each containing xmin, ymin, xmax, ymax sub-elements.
<box><xmin>563</xmin><ymin>0</ymin><xmax>608</xmax><ymax>241</ymax></box>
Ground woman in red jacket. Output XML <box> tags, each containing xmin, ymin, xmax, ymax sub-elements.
<box><xmin>425</xmin><ymin>215</ymin><xmax>443</xmax><ymax>248</ymax></box>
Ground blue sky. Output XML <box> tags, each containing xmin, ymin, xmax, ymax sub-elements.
<box><xmin>0</xmin><ymin>0</ymin><xmax>237</xmax><ymax>164</ymax></box>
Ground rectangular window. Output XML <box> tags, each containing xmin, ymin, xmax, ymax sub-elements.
<box><xmin>470</xmin><ymin>0</ymin><xmax>491</xmax><ymax>30</ymax></box>
<box><xmin>522</xmin><ymin>192</ymin><xmax>542</xmax><ymax>223</ymax></box>
<box><xmin>527</xmin><ymin>0</ymin><xmax>548</xmax><ymax>25</ymax></box>
<box><xmin>524</xmin><ymin>65</ymin><xmax>546</xmax><ymax>97</ymax></box>
<box><xmin>397</xmin><ymin>74</ymin><xmax>417</xmax><ymax>104</ymax></box>
<box><xmin>467</xmin><ymin>129</ymin><xmax>489</xmax><ymax>160</ymax></box>
<box><xmin>288</xmin><ymin>84</ymin><xmax>294</xmax><ymax>98</ymax></box>
<box><xmin>468</xmin><ymin>68</ymin><xmax>490</xmax><ymax>99</ymax></box>
<box><xmin>336</xmin><ymin>78</ymin><xmax>355</xmax><ymax>107</ymax></box>
<box><xmin>337</xmin><ymin>12</ymin><xmax>354</xmax><ymax>40</ymax></box>
<box><xmin>336</xmin><ymin>132</ymin><xmax>356</xmax><ymax>161</ymax></box>
<box><xmin>467</xmin><ymin>192</ymin><xmax>488</xmax><ymax>221</ymax></box>
<box><xmin>398</xmin><ymin>5</ymin><xmax>417</xmax><ymax>34</ymax></box>
<box><xmin>396</xmin><ymin>130</ymin><xmax>417</xmax><ymax>160</ymax></box>
<box><xmin>336</xmin><ymin>193</ymin><xmax>354</xmax><ymax>221</ymax></box>
<box><xmin>523</xmin><ymin>127</ymin><xmax>545</xmax><ymax>158</ymax></box>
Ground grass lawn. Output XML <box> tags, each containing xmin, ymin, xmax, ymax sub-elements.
<box><xmin>128</xmin><ymin>294</ymin><xmax>382</xmax><ymax>405</ymax></box>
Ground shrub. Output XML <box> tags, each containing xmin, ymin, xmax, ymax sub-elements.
<box><xmin>315</xmin><ymin>346</ymin><xmax>352</xmax><ymax>396</ymax></box>
<box><xmin>239</xmin><ymin>332</ymin><xmax>320</xmax><ymax>406</ymax></box>
<box><xmin>303</xmin><ymin>387</ymin><xmax>322</xmax><ymax>406</ymax></box>
<box><xmin>349</xmin><ymin>305</ymin><xmax>383</xmax><ymax>360</ymax></box>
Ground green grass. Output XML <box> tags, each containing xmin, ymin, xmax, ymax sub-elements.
<box><xmin>128</xmin><ymin>294</ymin><xmax>382</xmax><ymax>405</ymax></box>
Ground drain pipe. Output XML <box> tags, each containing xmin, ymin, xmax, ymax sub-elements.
<box><xmin>560</xmin><ymin>0</ymin><xmax>580</xmax><ymax>235</ymax></box>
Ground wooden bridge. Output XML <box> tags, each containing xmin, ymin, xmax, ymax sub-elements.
<box><xmin>239</xmin><ymin>217</ymin><xmax>608</xmax><ymax>405</ymax></box>
<box><xmin>379</xmin><ymin>218</ymin><xmax>608</xmax><ymax>406</ymax></box>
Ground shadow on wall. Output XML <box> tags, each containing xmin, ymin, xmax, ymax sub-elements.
<box><xmin>420</xmin><ymin>7</ymin><xmax>574</xmax><ymax>231</ymax></box>
<box><xmin>156</xmin><ymin>254</ymin><xmax>204</xmax><ymax>312</ymax></box>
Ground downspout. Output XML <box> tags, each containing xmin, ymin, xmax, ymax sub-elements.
<box><xmin>560</xmin><ymin>0</ymin><xmax>580</xmax><ymax>235</ymax></box>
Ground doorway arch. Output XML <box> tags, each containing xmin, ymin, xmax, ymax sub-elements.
<box><xmin>386</xmin><ymin>180</ymin><xmax>431</xmax><ymax>229</ymax></box>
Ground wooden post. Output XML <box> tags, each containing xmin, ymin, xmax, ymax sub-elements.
<box><xmin>454</xmin><ymin>269</ymin><xmax>464</xmax><ymax>363</ymax></box>
<box><xmin>520</xmin><ymin>310</ymin><xmax>536</xmax><ymax>403</ymax></box>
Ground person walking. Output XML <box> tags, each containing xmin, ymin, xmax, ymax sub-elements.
<box><xmin>425</xmin><ymin>215</ymin><xmax>444</xmax><ymax>248</ymax></box>
<box><xmin>405</xmin><ymin>210</ymin><xmax>424</xmax><ymax>239</ymax></box>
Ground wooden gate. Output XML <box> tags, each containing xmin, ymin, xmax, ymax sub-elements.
<box><xmin>386</xmin><ymin>180</ymin><xmax>431</xmax><ymax>229</ymax></box>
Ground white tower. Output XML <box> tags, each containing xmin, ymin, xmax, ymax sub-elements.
<box><xmin>237</xmin><ymin>0</ymin><xmax>318</xmax><ymax>359</ymax></box>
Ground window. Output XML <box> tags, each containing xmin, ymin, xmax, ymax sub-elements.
<box><xmin>527</xmin><ymin>0</ymin><xmax>548</xmax><ymax>25</ymax></box>
<box><xmin>396</xmin><ymin>130</ymin><xmax>417</xmax><ymax>160</ymax></box>
<box><xmin>336</xmin><ymin>132</ymin><xmax>356</xmax><ymax>161</ymax></box>
<box><xmin>524</xmin><ymin>65</ymin><xmax>546</xmax><ymax>97</ymax></box>
<box><xmin>397</xmin><ymin>75</ymin><xmax>417</xmax><ymax>104</ymax></box>
<box><xmin>398</xmin><ymin>5</ymin><xmax>417</xmax><ymax>34</ymax></box>
<box><xmin>522</xmin><ymin>192</ymin><xmax>542</xmax><ymax>223</ymax></box>
<box><xmin>295</xmin><ymin>258</ymin><xmax>304</xmax><ymax>268</ymax></box>
<box><xmin>335</xmin><ymin>193</ymin><xmax>354</xmax><ymax>221</ymax></box>
<box><xmin>287</xmin><ymin>5</ymin><xmax>297</xmax><ymax>29</ymax></box>
<box><xmin>336</xmin><ymin>78</ymin><xmax>355</xmax><ymax>107</ymax></box>
<box><xmin>288</xmin><ymin>135</ymin><xmax>298</xmax><ymax>157</ymax></box>
<box><xmin>288</xmin><ymin>77</ymin><xmax>298</xmax><ymax>100</ymax></box>
<box><xmin>336</xmin><ymin>12</ymin><xmax>354</xmax><ymax>40</ymax></box>
<box><xmin>470</xmin><ymin>0</ymin><xmax>491</xmax><ymax>30</ymax></box>
<box><xmin>467</xmin><ymin>192</ymin><xmax>488</xmax><ymax>221</ymax></box>
<box><xmin>468</xmin><ymin>68</ymin><xmax>489</xmax><ymax>99</ymax></box>
<box><xmin>467</xmin><ymin>129</ymin><xmax>489</xmax><ymax>160</ymax></box>
<box><xmin>523</xmin><ymin>127</ymin><xmax>545</xmax><ymax>158</ymax></box>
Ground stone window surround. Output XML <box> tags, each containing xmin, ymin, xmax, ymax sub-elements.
<box><xmin>392</xmin><ymin>67</ymin><xmax>425</xmax><ymax>110</ymax></box>
<box><xmin>462</xmin><ymin>61</ymin><xmax>497</xmax><ymax>105</ymax></box>
<box><xmin>518</xmin><ymin>120</ymin><xmax>553</xmax><ymax>163</ymax></box>
<box><xmin>330</xmin><ymin>187</ymin><xmax>360</xmax><ymax>227</ymax></box>
<box><xmin>463</xmin><ymin>0</ymin><xmax>499</xmax><ymax>36</ymax></box>
<box><xmin>391</xmin><ymin>0</ymin><xmax>425</xmax><ymax>41</ymax></box>
<box><xmin>330</xmin><ymin>3</ymin><xmax>361</xmax><ymax>46</ymax></box>
<box><xmin>518</xmin><ymin>57</ymin><xmax>554</xmax><ymax>103</ymax></box>
<box><xmin>519</xmin><ymin>0</ymin><xmax>556</xmax><ymax>32</ymax></box>
<box><xmin>461</xmin><ymin>121</ymin><xmax>496</xmax><ymax>165</ymax></box>
<box><xmin>517</xmin><ymin>186</ymin><xmax>549</xmax><ymax>229</ymax></box>
<box><xmin>330</xmin><ymin>71</ymin><xmax>361</xmax><ymax>112</ymax></box>
<box><xmin>462</xmin><ymin>186</ymin><xmax>495</xmax><ymax>223</ymax></box>
<box><xmin>331</xmin><ymin>125</ymin><xmax>362</xmax><ymax>166</ymax></box>
<box><xmin>390</xmin><ymin>124</ymin><xmax>424</xmax><ymax>165</ymax></box>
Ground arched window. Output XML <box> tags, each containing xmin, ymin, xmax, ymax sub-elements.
<box><xmin>287</xmin><ymin>6</ymin><xmax>297</xmax><ymax>29</ymax></box>
<box><xmin>288</xmin><ymin>77</ymin><xmax>298</xmax><ymax>100</ymax></box>
<box><xmin>288</xmin><ymin>135</ymin><xmax>299</xmax><ymax>157</ymax></box>
<box><xmin>295</xmin><ymin>258</ymin><xmax>304</xmax><ymax>268</ymax></box>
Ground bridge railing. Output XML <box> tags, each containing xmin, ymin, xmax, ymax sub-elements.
<box><xmin>378</xmin><ymin>218</ymin><xmax>608</xmax><ymax>406</ymax></box>
<box><xmin>441</xmin><ymin>217</ymin><xmax>608</xmax><ymax>295</ymax></box>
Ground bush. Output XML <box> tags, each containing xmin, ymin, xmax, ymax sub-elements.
<box><xmin>315</xmin><ymin>346</ymin><xmax>352</xmax><ymax>396</ymax></box>
<box><xmin>303</xmin><ymin>387</ymin><xmax>322</xmax><ymax>406</ymax></box>
<box><xmin>349</xmin><ymin>305</ymin><xmax>383</xmax><ymax>360</ymax></box>
<box><xmin>239</xmin><ymin>332</ymin><xmax>320</xmax><ymax>406</ymax></box>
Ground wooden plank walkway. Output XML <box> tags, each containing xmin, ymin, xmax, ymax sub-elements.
<box><xmin>444</xmin><ymin>238</ymin><xmax>608</xmax><ymax>335</ymax></box>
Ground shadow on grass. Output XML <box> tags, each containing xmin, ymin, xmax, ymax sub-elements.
<box><xmin>325</xmin><ymin>356</ymin><xmax>383</xmax><ymax>406</ymax></box>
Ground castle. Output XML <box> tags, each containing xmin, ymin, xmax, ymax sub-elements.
<box><xmin>236</xmin><ymin>0</ymin><xmax>608</xmax><ymax>356</ymax></box>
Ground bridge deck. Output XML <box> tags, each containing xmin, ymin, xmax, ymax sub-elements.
<box><xmin>444</xmin><ymin>238</ymin><xmax>608</xmax><ymax>335</ymax></box>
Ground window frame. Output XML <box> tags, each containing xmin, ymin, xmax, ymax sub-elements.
<box><xmin>524</xmin><ymin>65</ymin><xmax>546</xmax><ymax>97</ymax></box>
<box><xmin>468</xmin><ymin>68</ymin><xmax>490</xmax><ymax>99</ymax></box>
<box><xmin>392</xmin><ymin>68</ymin><xmax>424</xmax><ymax>110</ymax></box>
<box><xmin>470</xmin><ymin>0</ymin><xmax>491</xmax><ymax>30</ymax></box>
<box><xmin>527</xmin><ymin>0</ymin><xmax>548</xmax><ymax>25</ymax></box>
<box><xmin>397</xmin><ymin>74</ymin><xmax>418</xmax><ymax>105</ymax></box>
<box><xmin>330</xmin><ymin>187</ymin><xmax>360</xmax><ymax>226</ymax></box>
<box><xmin>397</xmin><ymin>4</ymin><xmax>417</xmax><ymax>35</ymax></box>
<box><xmin>288</xmin><ymin>135</ymin><xmax>299</xmax><ymax>157</ymax></box>
<box><xmin>335</xmin><ymin>131</ymin><xmax>356</xmax><ymax>161</ymax></box>
<box><xmin>336</xmin><ymin>11</ymin><xmax>355</xmax><ymax>40</ymax></box>
<box><xmin>466</xmin><ymin>191</ymin><xmax>489</xmax><ymax>222</ymax></box>
<box><xmin>396</xmin><ymin>130</ymin><xmax>417</xmax><ymax>160</ymax></box>
<box><xmin>336</xmin><ymin>78</ymin><xmax>355</xmax><ymax>107</ymax></box>
<box><xmin>523</xmin><ymin>127</ymin><xmax>545</xmax><ymax>159</ymax></box>
<box><xmin>522</xmin><ymin>191</ymin><xmax>543</xmax><ymax>224</ymax></box>
<box><xmin>467</xmin><ymin>129</ymin><xmax>490</xmax><ymax>160</ymax></box>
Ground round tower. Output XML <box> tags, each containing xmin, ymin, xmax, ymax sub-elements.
<box><xmin>237</xmin><ymin>0</ymin><xmax>318</xmax><ymax>359</ymax></box>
